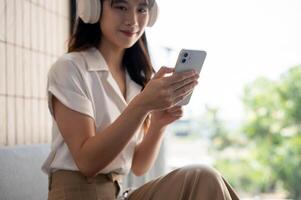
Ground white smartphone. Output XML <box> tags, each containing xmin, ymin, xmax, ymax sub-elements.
<box><xmin>174</xmin><ymin>49</ymin><xmax>207</xmax><ymax>106</ymax></box>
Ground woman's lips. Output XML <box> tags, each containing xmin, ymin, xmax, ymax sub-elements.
<box><xmin>120</xmin><ymin>30</ymin><xmax>137</xmax><ymax>37</ymax></box>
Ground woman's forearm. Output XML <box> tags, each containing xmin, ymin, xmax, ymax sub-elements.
<box><xmin>131</xmin><ymin>125</ymin><xmax>166</xmax><ymax>176</ymax></box>
<box><xmin>78</xmin><ymin>95</ymin><xmax>149</xmax><ymax>177</ymax></box>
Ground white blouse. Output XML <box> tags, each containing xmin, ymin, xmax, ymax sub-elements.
<box><xmin>42</xmin><ymin>47</ymin><xmax>144</xmax><ymax>175</ymax></box>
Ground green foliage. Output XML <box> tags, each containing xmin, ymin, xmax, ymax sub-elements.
<box><xmin>208</xmin><ymin>65</ymin><xmax>301</xmax><ymax>199</ymax></box>
<box><xmin>270</xmin><ymin>135</ymin><xmax>301</xmax><ymax>199</ymax></box>
<box><xmin>215</xmin><ymin>149</ymin><xmax>276</xmax><ymax>194</ymax></box>
<box><xmin>242</xmin><ymin>65</ymin><xmax>301</xmax><ymax>199</ymax></box>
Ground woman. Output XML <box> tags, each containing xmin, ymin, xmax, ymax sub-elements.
<box><xmin>42</xmin><ymin>0</ymin><xmax>240</xmax><ymax>199</ymax></box>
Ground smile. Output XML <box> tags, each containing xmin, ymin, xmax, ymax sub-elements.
<box><xmin>120</xmin><ymin>30</ymin><xmax>138</xmax><ymax>37</ymax></box>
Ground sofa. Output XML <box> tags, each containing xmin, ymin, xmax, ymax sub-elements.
<box><xmin>0</xmin><ymin>143</ymin><xmax>165</xmax><ymax>200</ymax></box>
<box><xmin>0</xmin><ymin>144</ymin><xmax>50</xmax><ymax>200</ymax></box>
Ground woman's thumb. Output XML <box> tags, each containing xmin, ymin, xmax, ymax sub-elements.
<box><xmin>153</xmin><ymin>66</ymin><xmax>174</xmax><ymax>79</ymax></box>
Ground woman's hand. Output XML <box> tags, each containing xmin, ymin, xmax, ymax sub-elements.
<box><xmin>150</xmin><ymin>105</ymin><xmax>183</xmax><ymax>130</ymax></box>
<box><xmin>137</xmin><ymin>66</ymin><xmax>199</xmax><ymax>112</ymax></box>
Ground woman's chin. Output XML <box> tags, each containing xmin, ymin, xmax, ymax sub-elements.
<box><xmin>120</xmin><ymin>41</ymin><xmax>138</xmax><ymax>49</ymax></box>
<box><xmin>117</xmin><ymin>35</ymin><xmax>139</xmax><ymax>48</ymax></box>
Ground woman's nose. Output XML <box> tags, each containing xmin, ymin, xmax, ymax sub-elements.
<box><xmin>124</xmin><ymin>10</ymin><xmax>138</xmax><ymax>26</ymax></box>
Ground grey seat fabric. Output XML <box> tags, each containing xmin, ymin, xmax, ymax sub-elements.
<box><xmin>0</xmin><ymin>143</ymin><xmax>165</xmax><ymax>200</ymax></box>
<box><xmin>0</xmin><ymin>144</ymin><xmax>50</xmax><ymax>200</ymax></box>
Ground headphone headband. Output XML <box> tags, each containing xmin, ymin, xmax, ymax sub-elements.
<box><xmin>77</xmin><ymin>0</ymin><xmax>158</xmax><ymax>27</ymax></box>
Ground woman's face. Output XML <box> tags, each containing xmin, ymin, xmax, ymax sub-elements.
<box><xmin>100</xmin><ymin>0</ymin><xmax>150</xmax><ymax>50</ymax></box>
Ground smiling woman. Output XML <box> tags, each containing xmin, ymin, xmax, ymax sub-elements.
<box><xmin>42</xmin><ymin>0</ymin><xmax>240</xmax><ymax>199</ymax></box>
<box><xmin>100</xmin><ymin>0</ymin><xmax>150</xmax><ymax>48</ymax></box>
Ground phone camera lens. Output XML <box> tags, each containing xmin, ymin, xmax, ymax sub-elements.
<box><xmin>181</xmin><ymin>58</ymin><xmax>186</xmax><ymax>63</ymax></box>
<box><xmin>183</xmin><ymin>52</ymin><xmax>188</xmax><ymax>57</ymax></box>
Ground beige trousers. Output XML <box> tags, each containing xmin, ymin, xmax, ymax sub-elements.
<box><xmin>48</xmin><ymin>165</ymin><xmax>240</xmax><ymax>200</ymax></box>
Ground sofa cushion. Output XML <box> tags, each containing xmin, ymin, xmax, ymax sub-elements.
<box><xmin>0</xmin><ymin>144</ymin><xmax>50</xmax><ymax>200</ymax></box>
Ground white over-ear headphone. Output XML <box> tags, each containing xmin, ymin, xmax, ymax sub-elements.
<box><xmin>77</xmin><ymin>0</ymin><xmax>159</xmax><ymax>27</ymax></box>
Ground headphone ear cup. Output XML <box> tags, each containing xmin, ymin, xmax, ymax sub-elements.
<box><xmin>77</xmin><ymin>0</ymin><xmax>101</xmax><ymax>24</ymax></box>
<box><xmin>147</xmin><ymin>1</ymin><xmax>159</xmax><ymax>27</ymax></box>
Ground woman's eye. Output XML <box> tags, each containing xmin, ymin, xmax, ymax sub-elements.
<box><xmin>138</xmin><ymin>7</ymin><xmax>148</xmax><ymax>13</ymax></box>
<box><xmin>114</xmin><ymin>5</ymin><xmax>127</xmax><ymax>11</ymax></box>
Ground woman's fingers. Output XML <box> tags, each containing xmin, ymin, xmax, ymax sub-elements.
<box><xmin>165</xmin><ymin>70</ymin><xmax>197</xmax><ymax>85</ymax></box>
<box><xmin>171</xmin><ymin>75</ymin><xmax>198</xmax><ymax>91</ymax></box>
<box><xmin>159</xmin><ymin>72</ymin><xmax>198</xmax><ymax>107</ymax></box>
<box><xmin>166</xmin><ymin>106</ymin><xmax>183</xmax><ymax>117</ymax></box>
<box><xmin>173</xmin><ymin>95</ymin><xmax>187</xmax><ymax>104</ymax></box>
<box><xmin>173</xmin><ymin>80</ymin><xmax>198</xmax><ymax>98</ymax></box>
<box><xmin>142</xmin><ymin>68</ymin><xmax>199</xmax><ymax>111</ymax></box>
<box><xmin>173</xmin><ymin>110</ymin><xmax>183</xmax><ymax>117</ymax></box>
<box><xmin>169</xmin><ymin>108</ymin><xmax>183</xmax><ymax>117</ymax></box>
<box><xmin>166</xmin><ymin>106</ymin><xmax>182</xmax><ymax>113</ymax></box>
<box><xmin>153</xmin><ymin>66</ymin><xmax>174</xmax><ymax>79</ymax></box>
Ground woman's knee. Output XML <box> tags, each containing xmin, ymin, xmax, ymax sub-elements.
<box><xmin>180</xmin><ymin>164</ymin><xmax>219</xmax><ymax>175</ymax></box>
<box><xmin>176</xmin><ymin>164</ymin><xmax>222</xmax><ymax>183</ymax></box>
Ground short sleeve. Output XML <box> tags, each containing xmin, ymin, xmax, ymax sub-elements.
<box><xmin>47</xmin><ymin>56</ymin><xmax>95</xmax><ymax>120</ymax></box>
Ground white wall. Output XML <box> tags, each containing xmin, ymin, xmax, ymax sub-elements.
<box><xmin>0</xmin><ymin>0</ymin><xmax>70</xmax><ymax>145</ymax></box>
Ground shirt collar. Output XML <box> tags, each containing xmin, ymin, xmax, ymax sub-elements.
<box><xmin>80</xmin><ymin>47</ymin><xmax>143</xmax><ymax>104</ymax></box>
<box><xmin>80</xmin><ymin>47</ymin><xmax>109</xmax><ymax>72</ymax></box>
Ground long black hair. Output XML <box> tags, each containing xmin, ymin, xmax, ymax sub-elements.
<box><xmin>68</xmin><ymin>0</ymin><xmax>156</xmax><ymax>131</ymax></box>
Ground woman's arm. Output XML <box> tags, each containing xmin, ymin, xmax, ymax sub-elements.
<box><xmin>53</xmin><ymin>67</ymin><xmax>197</xmax><ymax>177</ymax></box>
<box><xmin>131</xmin><ymin>105</ymin><xmax>185</xmax><ymax>176</ymax></box>
<box><xmin>131</xmin><ymin>124</ymin><xmax>165</xmax><ymax>176</ymax></box>
<box><xmin>53</xmin><ymin>95</ymin><xmax>148</xmax><ymax>177</ymax></box>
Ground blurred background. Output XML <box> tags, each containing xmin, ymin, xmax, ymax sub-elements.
<box><xmin>0</xmin><ymin>0</ymin><xmax>301</xmax><ymax>199</ymax></box>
